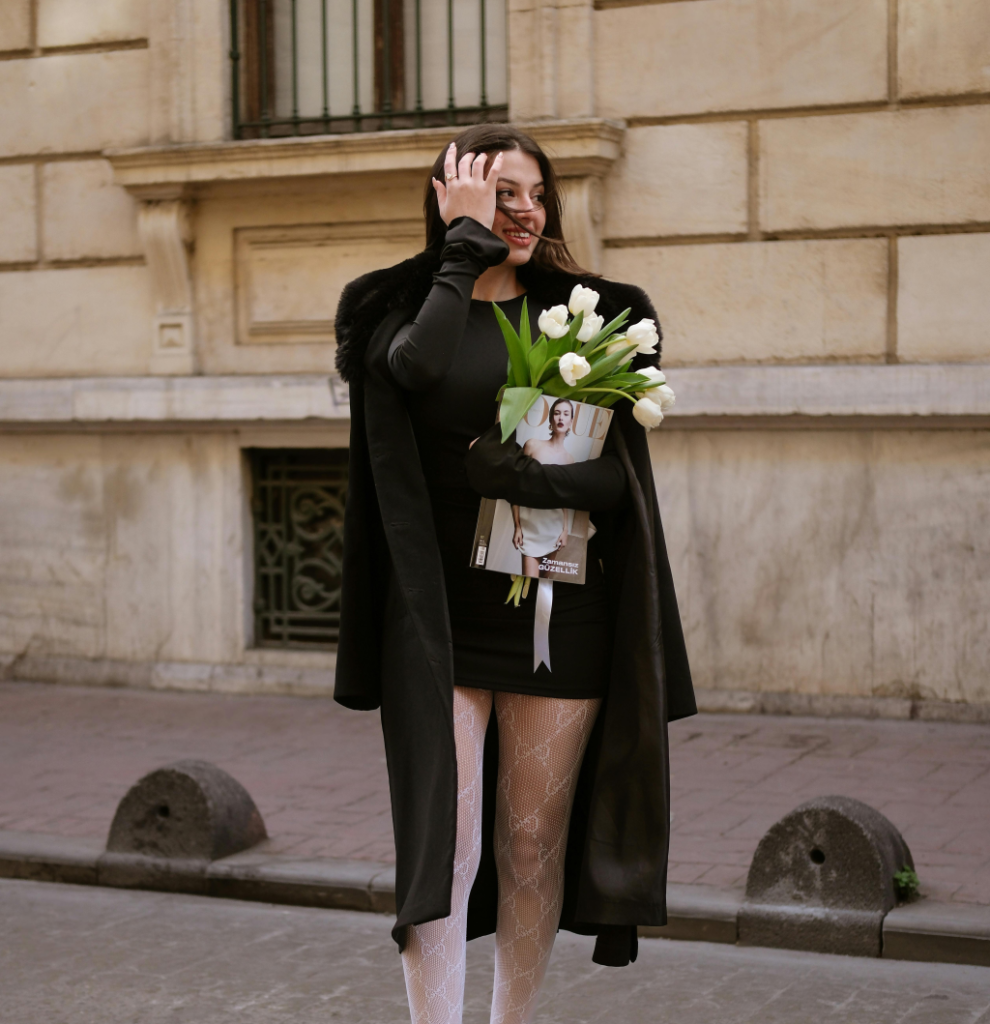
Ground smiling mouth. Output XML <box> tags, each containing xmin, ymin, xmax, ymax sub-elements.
<box><xmin>504</xmin><ymin>229</ymin><xmax>532</xmax><ymax>246</ymax></box>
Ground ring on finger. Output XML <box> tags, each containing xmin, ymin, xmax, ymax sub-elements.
<box><xmin>445</xmin><ymin>172</ymin><xmax>456</xmax><ymax>181</ymax></box>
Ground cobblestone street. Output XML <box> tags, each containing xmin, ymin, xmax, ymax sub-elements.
<box><xmin>1</xmin><ymin>682</ymin><xmax>988</xmax><ymax>904</ymax></box>
<box><xmin>2</xmin><ymin>879</ymin><xmax>989</xmax><ymax>1024</ymax></box>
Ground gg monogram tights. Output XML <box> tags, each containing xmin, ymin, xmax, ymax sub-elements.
<box><xmin>400</xmin><ymin>686</ymin><xmax>600</xmax><ymax>1024</ymax></box>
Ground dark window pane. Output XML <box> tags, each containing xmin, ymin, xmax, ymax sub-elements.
<box><xmin>249</xmin><ymin>448</ymin><xmax>348</xmax><ymax>648</ymax></box>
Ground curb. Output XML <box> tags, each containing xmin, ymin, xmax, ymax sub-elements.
<box><xmin>1</xmin><ymin>829</ymin><xmax>988</xmax><ymax>968</ymax></box>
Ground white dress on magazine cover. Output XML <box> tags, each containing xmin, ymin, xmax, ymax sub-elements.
<box><xmin>517</xmin><ymin>506</ymin><xmax>573</xmax><ymax>558</ymax></box>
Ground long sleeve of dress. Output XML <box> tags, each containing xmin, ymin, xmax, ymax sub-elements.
<box><xmin>464</xmin><ymin>422</ymin><xmax>628</xmax><ymax>512</ymax></box>
<box><xmin>388</xmin><ymin>217</ymin><xmax>510</xmax><ymax>391</ymax></box>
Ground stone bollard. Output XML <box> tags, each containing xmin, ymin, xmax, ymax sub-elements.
<box><xmin>738</xmin><ymin>795</ymin><xmax>914</xmax><ymax>958</ymax></box>
<box><xmin>100</xmin><ymin>760</ymin><xmax>267</xmax><ymax>893</ymax></box>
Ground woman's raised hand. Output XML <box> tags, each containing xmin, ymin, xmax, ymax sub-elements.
<box><xmin>433</xmin><ymin>144</ymin><xmax>503</xmax><ymax>230</ymax></box>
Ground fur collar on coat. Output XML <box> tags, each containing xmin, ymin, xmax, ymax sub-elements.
<box><xmin>334</xmin><ymin>242</ymin><xmax>663</xmax><ymax>383</ymax></box>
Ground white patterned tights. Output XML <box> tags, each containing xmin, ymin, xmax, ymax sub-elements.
<box><xmin>401</xmin><ymin>686</ymin><xmax>601</xmax><ymax>1024</ymax></box>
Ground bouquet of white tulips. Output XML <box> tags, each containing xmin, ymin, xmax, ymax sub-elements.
<box><xmin>494</xmin><ymin>284</ymin><xmax>675</xmax><ymax>442</ymax></box>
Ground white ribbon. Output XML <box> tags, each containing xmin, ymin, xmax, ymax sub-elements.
<box><xmin>533</xmin><ymin>579</ymin><xmax>553</xmax><ymax>672</ymax></box>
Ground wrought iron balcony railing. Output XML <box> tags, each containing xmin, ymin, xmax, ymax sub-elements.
<box><xmin>250</xmin><ymin>448</ymin><xmax>348</xmax><ymax>648</ymax></box>
<box><xmin>230</xmin><ymin>0</ymin><xmax>508</xmax><ymax>137</ymax></box>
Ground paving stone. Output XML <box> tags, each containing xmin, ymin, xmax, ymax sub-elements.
<box><xmin>0</xmin><ymin>683</ymin><xmax>988</xmax><ymax>906</ymax></box>
<box><xmin>2</xmin><ymin>879</ymin><xmax>989</xmax><ymax>1024</ymax></box>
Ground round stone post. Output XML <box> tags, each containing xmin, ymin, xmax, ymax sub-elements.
<box><xmin>102</xmin><ymin>760</ymin><xmax>267</xmax><ymax>892</ymax></box>
<box><xmin>739</xmin><ymin>795</ymin><xmax>914</xmax><ymax>957</ymax></box>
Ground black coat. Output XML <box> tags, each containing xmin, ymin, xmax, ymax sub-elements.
<box><xmin>333</xmin><ymin>239</ymin><xmax>696</xmax><ymax>968</ymax></box>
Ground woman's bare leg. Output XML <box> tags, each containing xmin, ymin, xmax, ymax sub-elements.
<box><xmin>401</xmin><ymin>685</ymin><xmax>493</xmax><ymax>1024</ymax></box>
<box><xmin>490</xmin><ymin>693</ymin><xmax>601</xmax><ymax>1024</ymax></box>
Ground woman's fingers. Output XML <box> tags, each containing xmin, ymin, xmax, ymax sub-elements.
<box><xmin>437</xmin><ymin>147</ymin><xmax>500</xmax><ymax>230</ymax></box>
<box><xmin>458</xmin><ymin>149</ymin><xmax>476</xmax><ymax>179</ymax></box>
<box><xmin>432</xmin><ymin>177</ymin><xmax>448</xmax><ymax>221</ymax></box>
<box><xmin>443</xmin><ymin>142</ymin><xmax>457</xmax><ymax>181</ymax></box>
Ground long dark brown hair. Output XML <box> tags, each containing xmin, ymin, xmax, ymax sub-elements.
<box><xmin>424</xmin><ymin>124</ymin><xmax>589</xmax><ymax>276</ymax></box>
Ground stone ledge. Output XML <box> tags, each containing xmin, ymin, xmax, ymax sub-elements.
<box><xmin>2</xmin><ymin>829</ymin><xmax>987</xmax><ymax>966</ymax></box>
<box><xmin>7</xmin><ymin>661</ymin><xmax>988</xmax><ymax>720</ymax></box>
<box><xmin>1</xmin><ymin>364</ymin><xmax>987</xmax><ymax>429</ymax></box>
<box><xmin>3</xmin><ymin>655</ymin><xmax>336</xmax><ymax>697</ymax></box>
<box><xmin>105</xmin><ymin>119</ymin><xmax>626</xmax><ymax>198</ymax></box>
<box><xmin>0</xmin><ymin>374</ymin><xmax>348</xmax><ymax>426</ymax></box>
<box><xmin>641</xmin><ymin>883</ymin><xmax>742</xmax><ymax>944</ymax></box>
<box><xmin>0</xmin><ymin>831</ymin><xmax>102</xmax><ymax>887</ymax></box>
<box><xmin>884</xmin><ymin>901</ymin><xmax>990</xmax><ymax>968</ymax></box>
<box><xmin>694</xmin><ymin>688</ymin><xmax>990</xmax><ymax>724</ymax></box>
<box><xmin>664</xmin><ymin>363</ymin><xmax>990</xmax><ymax>424</ymax></box>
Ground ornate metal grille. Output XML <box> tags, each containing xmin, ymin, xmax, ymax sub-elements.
<box><xmin>250</xmin><ymin>448</ymin><xmax>348</xmax><ymax>648</ymax></box>
<box><xmin>230</xmin><ymin>0</ymin><xmax>508</xmax><ymax>137</ymax></box>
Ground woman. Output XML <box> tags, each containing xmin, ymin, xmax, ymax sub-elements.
<box><xmin>512</xmin><ymin>398</ymin><xmax>576</xmax><ymax>577</ymax></box>
<box><xmin>334</xmin><ymin>124</ymin><xmax>695</xmax><ymax>1024</ymax></box>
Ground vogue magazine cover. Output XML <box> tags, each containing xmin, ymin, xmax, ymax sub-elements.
<box><xmin>470</xmin><ymin>395</ymin><xmax>613</xmax><ymax>585</ymax></box>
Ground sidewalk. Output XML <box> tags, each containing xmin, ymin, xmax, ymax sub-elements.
<box><xmin>0</xmin><ymin>681</ymin><xmax>988</xmax><ymax>905</ymax></box>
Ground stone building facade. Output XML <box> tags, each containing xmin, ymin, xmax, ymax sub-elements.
<box><xmin>0</xmin><ymin>0</ymin><xmax>987</xmax><ymax>713</ymax></box>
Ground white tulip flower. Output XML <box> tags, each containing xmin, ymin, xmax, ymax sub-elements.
<box><xmin>576</xmin><ymin>313</ymin><xmax>604</xmax><ymax>343</ymax></box>
<box><xmin>652</xmin><ymin>383</ymin><xmax>676</xmax><ymax>411</ymax></box>
<box><xmin>637</xmin><ymin>366</ymin><xmax>666</xmax><ymax>386</ymax></box>
<box><xmin>632</xmin><ymin>396</ymin><xmax>664</xmax><ymax>429</ymax></box>
<box><xmin>538</xmin><ymin>305</ymin><xmax>570</xmax><ymax>339</ymax></box>
<box><xmin>559</xmin><ymin>352</ymin><xmax>592</xmax><ymax>386</ymax></box>
<box><xmin>568</xmin><ymin>284</ymin><xmax>600</xmax><ymax>317</ymax></box>
<box><xmin>606</xmin><ymin>336</ymin><xmax>637</xmax><ymax>358</ymax></box>
<box><xmin>627</xmin><ymin>318</ymin><xmax>659</xmax><ymax>355</ymax></box>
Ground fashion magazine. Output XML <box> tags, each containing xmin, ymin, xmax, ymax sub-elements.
<box><xmin>470</xmin><ymin>395</ymin><xmax>613</xmax><ymax>586</ymax></box>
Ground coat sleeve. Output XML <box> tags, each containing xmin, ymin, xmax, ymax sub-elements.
<box><xmin>463</xmin><ymin>422</ymin><xmax>628</xmax><ymax>512</ymax></box>
<box><xmin>387</xmin><ymin>217</ymin><xmax>509</xmax><ymax>390</ymax></box>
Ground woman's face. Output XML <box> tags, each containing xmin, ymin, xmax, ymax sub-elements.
<box><xmin>489</xmin><ymin>149</ymin><xmax>547</xmax><ymax>267</ymax></box>
<box><xmin>551</xmin><ymin>403</ymin><xmax>572</xmax><ymax>436</ymax></box>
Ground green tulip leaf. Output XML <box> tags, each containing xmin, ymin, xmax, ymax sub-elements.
<box><xmin>519</xmin><ymin>296</ymin><xmax>531</xmax><ymax>350</ymax></box>
<box><xmin>528</xmin><ymin>336</ymin><xmax>549</xmax><ymax>386</ymax></box>
<box><xmin>493</xmin><ymin>302</ymin><xmax>530</xmax><ymax>391</ymax></box>
<box><xmin>499</xmin><ymin>386</ymin><xmax>542</xmax><ymax>442</ymax></box>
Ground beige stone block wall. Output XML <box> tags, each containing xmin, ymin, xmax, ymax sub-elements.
<box><xmin>148</xmin><ymin>0</ymin><xmax>229</xmax><ymax>145</ymax></box>
<box><xmin>0</xmin><ymin>165</ymin><xmax>37</xmax><ymax>263</ymax></box>
<box><xmin>604</xmin><ymin>238</ymin><xmax>888</xmax><ymax>365</ymax></box>
<box><xmin>38</xmin><ymin>0</ymin><xmax>148</xmax><ymax>47</ymax></box>
<box><xmin>0</xmin><ymin>0</ymin><xmax>31</xmax><ymax>51</ymax></box>
<box><xmin>0</xmin><ymin>267</ymin><xmax>152</xmax><ymax>376</ymax></box>
<box><xmin>604</xmin><ymin>123</ymin><xmax>748</xmax><ymax>240</ymax></box>
<box><xmin>42</xmin><ymin>160</ymin><xmax>141</xmax><ymax>260</ymax></box>
<box><xmin>0</xmin><ymin>435</ymin><xmax>108</xmax><ymax>658</ymax></box>
<box><xmin>899</xmin><ymin>0</ymin><xmax>990</xmax><ymax>99</ymax></box>
<box><xmin>653</xmin><ymin>428</ymin><xmax>990</xmax><ymax>704</ymax></box>
<box><xmin>100</xmin><ymin>433</ymin><xmax>244</xmax><ymax>664</ymax></box>
<box><xmin>195</xmin><ymin>179</ymin><xmax>424</xmax><ymax>375</ymax></box>
<box><xmin>898</xmin><ymin>233</ymin><xmax>990</xmax><ymax>363</ymax></box>
<box><xmin>595</xmin><ymin>0</ymin><xmax>887</xmax><ymax>120</ymax></box>
<box><xmin>0</xmin><ymin>432</ymin><xmax>246</xmax><ymax>666</ymax></box>
<box><xmin>760</xmin><ymin>106</ymin><xmax>990</xmax><ymax>232</ymax></box>
<box><xmin>0</xmin><ymin>51</ymin><xmax>149</xmax><ymax>157</ymax></box>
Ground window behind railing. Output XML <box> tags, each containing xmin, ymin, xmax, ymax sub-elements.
<box><xmin>249</xmin><ymin>448</ymin><xmax>348</xmax><ymax>649</ymax></box>
<box><xmin>230</xmin><ymin>0</ymin><xmax>508</xmax><ymax>137</ymax></box>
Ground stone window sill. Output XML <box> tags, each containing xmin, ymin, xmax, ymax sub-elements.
<box><xmin>105</xmin><ymin>119</ymin><xmax>626</xmax><ymax>199</ymax></box>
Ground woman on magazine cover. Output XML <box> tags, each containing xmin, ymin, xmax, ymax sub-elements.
<box><xmin>334</xmin><ymin>124</ymin><xmax>695</xmax><ymax>1024</ymax></box>
<box><xmin>512</xmin><ymin>397</ymin><xmax>576</xmax><ymax>577</ymax></box>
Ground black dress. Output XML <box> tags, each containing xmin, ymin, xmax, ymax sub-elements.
<box><xmin>387</xmin><ymin>226</ymin><xmax>628</xmax><ymax>700</ymax></box>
